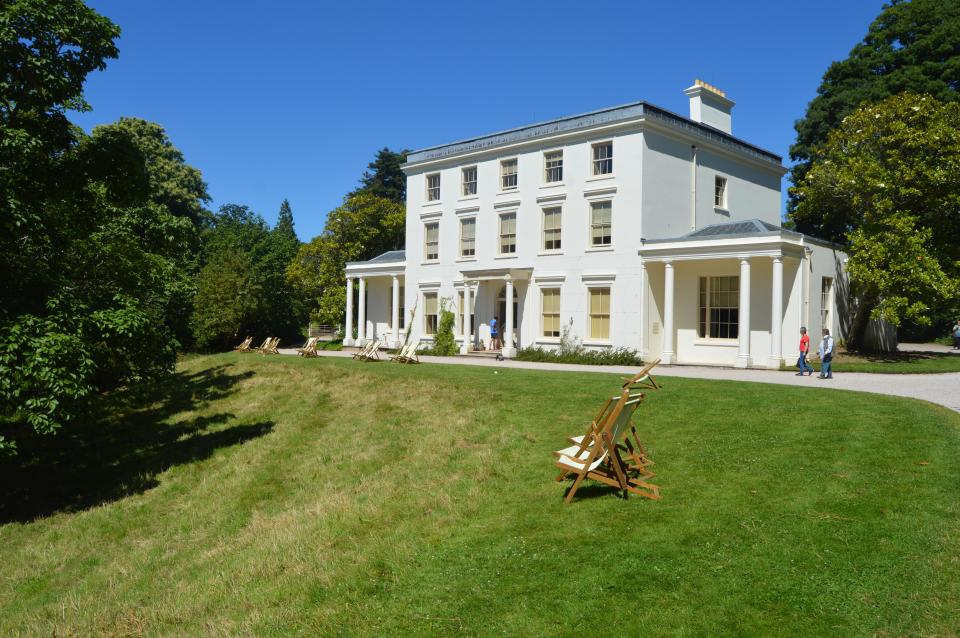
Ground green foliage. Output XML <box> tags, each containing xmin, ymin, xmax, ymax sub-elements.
<box><xmin>430</xmin><ymin>301</ymin><xmax>457</xmax><ymax>356</ymax></box>
<box><xmin>789</xmin><ymin>0</ymin><xmax>960</xmax><ymax>220</ymax></box>
<box><xmin>791</xmin><ymin>93</ymin><xmax>960</xmax><ymax>346</ymax></box>
<box><xmin>350</xmin><ymin>147</ymin><xmax>410</xmax><ymax>205</ymax></box>
<box><xmin>0</xmin><ymin>1</ymin><xmax>211</xmax><ymax>453</ymax></box>
<box><xmin>287</xmin><ymin>193</ymin><xmax>405</xmax><ymax>326</ymax></box>
<box><xmin>191</xmin><ymin>203</ymin><xmax>303</xmax><ymax>350</ymax></box>
<box><xmin>516</xmin><ymin>346</ymin><xmax>644</xmax><ymax>366</ymax></box>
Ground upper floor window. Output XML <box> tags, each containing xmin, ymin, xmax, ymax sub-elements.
<box><xmin>426</xmin><ymin>173</ymin><xmax>441</xmax><ymax>202</ymax></box>
<box><xmin>424</xmin><ymin>222</ymin><xmax>439</xmax><ymax>261</ymax></box>
<box><xmin>714</xmin><ymin>176</ymin><xmax>727</xmax><ymax>208</ymax></box>
<box><xmin>424</xmin><ymin>293</ymin><xmax>438</xmax><ymax>335</ymax></box>
<box><xmin>462</xmin><ymin>166</ymin><xmax>477</xmax><ymax>196</ymax></box>
<box><xmin>541</xmin><ymin>288</ymin><xmax>561</xmax><ymax>337</ymax></box>
<box><xmin>542</xmin><ymin>207</ymin><xmax>562</xmax><ymax>251</ymax></box>
<box><xmin>590</xmin><ymin>200</ymin><xmax>612</xmax><ymax>247</ymax></box>
<box><xmin>544</xmin><ymin>150</ymin><xmax>563</xmax><ymax>183</ymax></box>
<box><xmin>500</xmin><ymin>158</ymin><xmax>518</xmax><ymax>190</ymax></box>
<box><xmin>699</xmin><ymin>276</ymin><xmax>739</xmax><ymax>339</ymax></box>
<box><xmin>592</xmin><ymin>142</ymin><xmax>613</xmax><ymax>175</ymax></box>
<box><xmin>460</xmin><ymin>217</ymin><xmax>476</xmax><ymax>258</ymax></box>
<box><xmin>498</xmin><ymin>212</ymin><xmax>517</xmax><ymax>255</ymax></box>
<box><xmin>588</xmin><ymin>287</ymin><xmax>611</xmax><ymax>340</ymax></box>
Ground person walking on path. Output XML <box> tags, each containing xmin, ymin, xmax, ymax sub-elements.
<box><xmin>818</xmin><ymin>328</ymin><xmax>835</xmax><ymax>379</ymax></box>
<box><xmin>796</xmin><ymin>327</ymin><xmax>814</xmax><ymax>376</ymax></box>
<box><xmin>490</xmin><ymin>316</ymin><xmax>501</xmax><ymax>351</ymax></box>
<box><xmin>953</xmin><ymin>320</ymin><xmax>960</xmax><ymax>350</ymax></box>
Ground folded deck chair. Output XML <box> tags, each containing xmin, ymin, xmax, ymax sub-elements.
<box><xmin>389</xmin><ymin>342</ymin><xmax>412</xmax><ymax>363</ymax></box>
<box><xmin>555</xmin><ymin>390</ymin><xmax>660</xmax><ymax>503</ymax></box>
<box><xmin>234</xmin><ymin>336</ymin><xmax>253</xmax><ymax>352</ymax></box>
<box><xmin>258</xmin><ymin>337</ymin><xmax>280</xmax><ymax>355</ymax></box>
<box><xmin>297</xmin><ymin>336</ymin><xmax>319</xmax><ymax>357</ymax></box>
<box><xmin>621</xmin><ymin>358</ymin><xmax>662</xmax><ymax>391</ymax></box>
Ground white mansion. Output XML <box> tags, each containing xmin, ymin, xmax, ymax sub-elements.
<box><xmin>343</xmin><ymin>80</ymin><xmax>888</xmax><ymax>366</ymax></box>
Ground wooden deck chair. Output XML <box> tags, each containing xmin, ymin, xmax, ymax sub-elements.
<box><xmin>297</xmin><ymin>337</ymin><xmax>319</xmax><ymax>357</ymax></box>
<box><xmin>555</xmin><ymin>391</ymin><xmax>660</xmax><ymax>504</ymax></box>
<box><xmin>250</xmin><ymin>337</ymin><xmax>271</xmax><ymax>353</ymax></box>
<box><xmin>621</xmin><ymin>358</ymin><xmax>662</xmax><ymax>391</ymax></box>
<box><xmin>389</xmin><ymin>342</ymin><xmax>411</xmax><ymax>363</ymax></box>
<box><xmin>403</xmin><ymin>342</ymin><xmax>421</xmax><ymax>364</ymax></box>
<box><xmin>557</xmin><ymin>390</ymin><xmax>656</xmax><ymax>477</ymax></box>
<box><xmin>351</xmin><ymin>340</ymin><xmax>373</xmax><ymax>360</ymax></box>
<box><xmin>258</xmin><ymin>337</ymin><xmax>280</xmax><ymax>355</ymax></box>
<box><xmin>234</xmin><ymin>336</ymin><xmax>253</xmax><ymax>352</ymax></box>
<box><xmin>361</xmin><ymin>339</ymin><xmax>382</xmax><ymax>361</ymax></box>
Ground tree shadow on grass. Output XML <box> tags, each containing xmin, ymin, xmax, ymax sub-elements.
<box><xmin>0</xmin><ymin>363</ymin><xmax>273</xmax><ymax>524</ymax></box>
<box><xmin>840</xmin><ymin>349</ymin><xmax>955</xmax><ymax>363</ymax></box>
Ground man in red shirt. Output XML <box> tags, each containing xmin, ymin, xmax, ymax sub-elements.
<box><xmin>796</xmin><ymin>327</ymin><xmax>813</xmax><ymax>376</ymax></box>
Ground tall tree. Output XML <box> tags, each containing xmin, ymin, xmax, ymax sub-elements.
<box><xmin>792</xmin><ymin>93</ymin><xmax>960</xmax><ymax>349</ymax></box>
<box><xmin>788</xmin><ymin>0</ymin><xmax>960</xmax><ymax>230</ymax></box>
<box><xmin>287</xmin><ymin>194</ymin><xmax>405</xmax><ymax>326</ymax></box>
<box><xmin>350</xmin><ymin>147</ymin><xmax>410</xmax><ymax>206</ymax></box>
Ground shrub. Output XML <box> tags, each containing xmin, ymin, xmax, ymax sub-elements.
<box><xmin>516</xmin><ymin>346</ymin><xmax>644</xmax><ymax>367</ymax></box>
<box><xmin>430</xmin><ymin>300</ymin><xmax>458</xmax><ymax>356</ymax></box>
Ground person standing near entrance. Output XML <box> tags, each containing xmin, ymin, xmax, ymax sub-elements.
<box><xmin>818</xmin><ymin>328</ymin><xmax>835</xmax><ymax>379</ymax></box>
<box><xmin>796</xmin><ymin>327</ymin><xmax>813</xmax><ymax>376</ymax></box>
<box><xmin>490</xmin><ymin>316</ymin><xmax>500</xmax><ymax>350</ymax></box>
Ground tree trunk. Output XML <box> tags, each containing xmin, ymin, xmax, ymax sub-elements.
<box><xmin>846</xmin><ymin>293</ymin><xmax>878</xmax><ymax>352</ymax></box>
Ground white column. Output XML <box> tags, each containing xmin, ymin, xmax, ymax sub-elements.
<box><xmin>357</xmin><ymin>276</ymin><xmax>367</xmax><ymax>345</ymax></box>
<box><xmin>662</xmin><ymin>261</ymin><xmax>675</xmax><ymax>365</ymax></box>
<box><xmin>391</xmin><ymin>275</ymin><xmax>401</xmax><ymax>349</ymax></box>
<box><xmin>343</xmin><ymin>277</ymin><xmax>355</xmax><ymax>346</ymax></box>
<box><xmin>503</xmin><ymin>277</ymin><xmax>516</xmax><ymax>358</ymax></box>
<box><xmin>768</xmin><ymin>256</ymin><xmax>784</xmax><ymax>369</ymax></box>
<box><xmin>736</xmin><ymin>257</ymin><xmax>752</xmax><ymax>368</ymax></box>
<box><xmin>460</xmin><ymin>281</ymin><xmax>472</xmax><ymax>354</ymax></box>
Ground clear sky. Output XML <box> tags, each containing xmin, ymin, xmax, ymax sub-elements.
<box><xmin>74</xmin><ymin>0</ymin><xmax>887</xmax><ymax>241</ymax></box>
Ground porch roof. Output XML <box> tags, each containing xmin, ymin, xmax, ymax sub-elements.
<box><xmin>459</xmin><ymin>267</ymin><xmax>533</xmax><ymax>282</ymax></box>
<box><xmin>639</xmin><ymin>218</ymin><xmax>839</xmax><ymax>261</ymax></box>
<box><xmin>345</xmin><ymin>250</ymin><xmax>406</xmax><ymax>277</ymax></box>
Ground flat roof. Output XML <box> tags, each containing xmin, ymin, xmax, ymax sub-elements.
<box><xmin>404</xmin><ymin>101</ymin><xmax>782</xmax><ymax>168</ymax></box>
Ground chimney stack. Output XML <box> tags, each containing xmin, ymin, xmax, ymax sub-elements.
<box><xmin>684</xmin><ymin>79</ymin><xmax>734</xmax><ymax>134</ymax></box>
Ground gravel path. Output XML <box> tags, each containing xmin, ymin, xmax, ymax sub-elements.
<box><xmin>279</xmin><ymin>348</ymin><xmax>960</xmax><ymax>414</ymax></box>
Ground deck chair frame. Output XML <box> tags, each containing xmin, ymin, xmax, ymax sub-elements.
<box><xmin>297</xmin><ymin>336</ymin><xmax>319</xmax><ymax>357</ymax></box>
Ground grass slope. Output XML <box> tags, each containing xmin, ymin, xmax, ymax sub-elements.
<box><xmin>1</xmin><ymin>354</ymin><xmax>959</xmax><ymax>637</ymax></box>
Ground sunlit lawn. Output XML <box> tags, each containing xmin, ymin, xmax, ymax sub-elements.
<box><xmin>1</xmin><ymin>353</ymin><xmax>959</xmax><ymax>637</ymax></box>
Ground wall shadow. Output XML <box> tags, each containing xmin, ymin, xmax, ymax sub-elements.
<box><xmin>0</xmin><ymin>364</ymin><xmax>272</xmax><ymax>524</ymax></box>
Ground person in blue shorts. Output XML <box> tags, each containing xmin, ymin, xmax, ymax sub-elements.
<box><xmin>490</xmin><ymin>316</ymin><xmax>500</xmax><ymax>350</ymax></box>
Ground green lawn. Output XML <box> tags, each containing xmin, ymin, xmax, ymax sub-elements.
<box><xmin>826</xmin><ymin>349</ymin><xmax>960</xmax><ymax>373</ymax></box>
<box><xmin>2</xmin><ymin>354</ymin><xmax>959</xmax><ymax>637</ymax></box>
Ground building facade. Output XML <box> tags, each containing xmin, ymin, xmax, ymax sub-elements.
<box><xmin>343</xmin><ymin>80</ymin><xmax>890</xmax><ymax>366</ymax></box>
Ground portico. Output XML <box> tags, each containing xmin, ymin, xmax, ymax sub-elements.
<box><xmin>457</xmin><ymin>267</ymin><xmax>532</xmax><ymax>358</ymax></box>
<box><xmin>344</xmin><ymin>250</ymin><xmax>406</xmax><ymax>349</ymax></box>
<box><xmin>639</xmin><ymin>220</ymin><xmax>823</xmax><ymax>369</ymax></box>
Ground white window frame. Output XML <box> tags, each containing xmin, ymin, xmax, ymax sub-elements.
<box><xmin>543</xmin><ymin>150</ymin><xmax>563</xmax><ymax>184</ymax></box>
<box><xmin>461</xmin><ymin>166</ymin><xmax>477</xmax><ymax>197</ymax></box>
<box><xmin>498</xmin><ymin>211</ymin><xmax>517</xmax><ymax>256</ymax></box>
<box><xmin>540</xmin><ymin>287</ymin><xmax>561</xmax><ymax>338</ymax></box>
<box><xmin>591</xmin><ymin>141</ymin><xmax>613</xmax><ymax>176</ymax></box>
<box><xmin>541</xmin><ymin>206</ymin><xmax>562</xmax><ymax>253</ymax></box>
<box><xmin>588</xmin><ymin>200</ymin><xmax>613</xmax><ymax>249</ymax></box>
<box><xmin>459</xmin><ymin>216</ymin><xmax>476</xmax><ymax>259</ymax></box>
<box><xmin>423</xmin><ymin>221</ymin><xmax>439</xmax><ymax>262</ymax></box>
<box><xmin>821</xmin><ymin>277</ymin><xmax>834</xmax><ymax>331</ymax></box>
<box><xmin>500</xmin><ymin>158</ymin><xmax>518</xmax><ymax>191</ymax></box>
<box><xmin>458</xmin><ymin>288</ymin><xmax>476</xmax><ymax>337</ymax></box>
<box><xmin>587</xmin><ymin>286</ymin><xmax>611</xmax><ymax>341</ymax></box>
<box><xmin>425</xmin><ymin>173</ymin><xmax>441</xmax><ymax>202</ymax></box>
<box><xmin>698</xmin><ymin>276</ymin><xmax>739</xmax><ymax>340</ymax></box>
<box><xmin>714</xmin><ymin>175</ymin><xmax>728</xmax><ymax>209</ymax></box>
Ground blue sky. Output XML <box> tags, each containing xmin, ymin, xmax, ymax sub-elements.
<box><xmin>75</xmin><ymin>0</ymin><xmax>887</xmax><ymax>240</ymax></box>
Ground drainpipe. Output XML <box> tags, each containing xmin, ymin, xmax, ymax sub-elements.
<box><xmin>690</xmin><ymin>145</ymin><xmax>698</xmax><ymax>231</ymax></box>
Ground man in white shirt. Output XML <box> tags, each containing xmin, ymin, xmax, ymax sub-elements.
<box><xmin>817</xmin><ymin>328</ymin><xmax>835</xmax><ymax>379</ymax></box>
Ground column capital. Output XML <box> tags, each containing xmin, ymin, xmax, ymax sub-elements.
<box><xmin>663</xmin><ymin>259</ymin><xmax>674</xmax><ymax>268</ymax></box>
<box><xmin>346</xmin><ymin>275</ymin><xmax>355</xmax><ymax>281</ymax></box>
<box><xmin>770</xmin><ymin>254</ymin><xmax>783</xmax><ymax>263</ymax></box>
<box><xmin>739</xmin><ymin>256</ymin><xmax>752</xmax><ymax>266</ymax></box>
